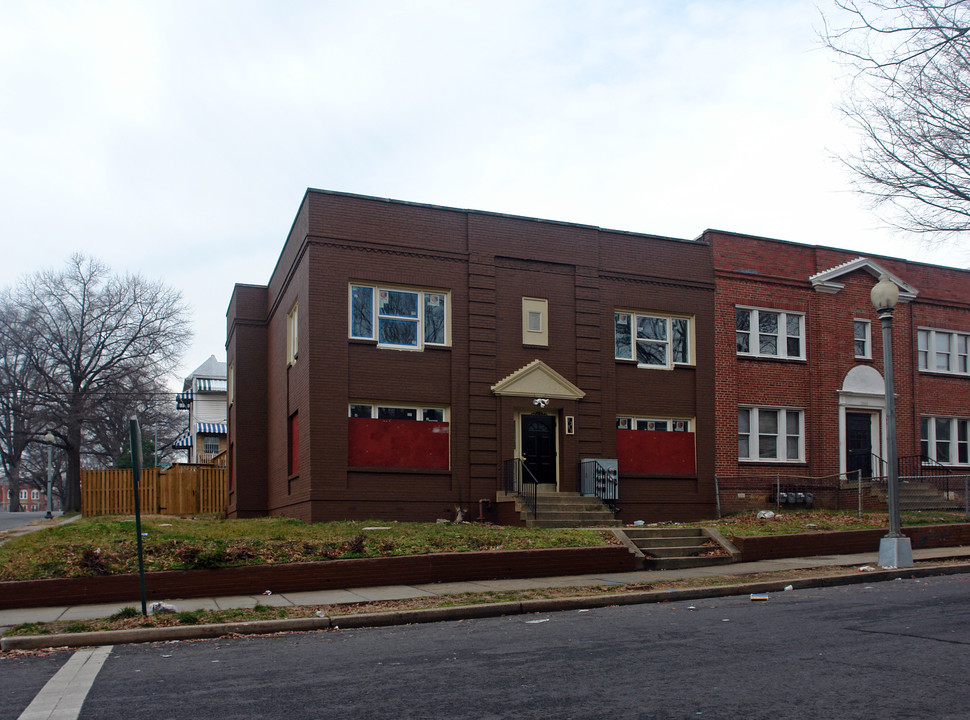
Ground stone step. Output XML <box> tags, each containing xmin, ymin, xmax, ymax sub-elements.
<box><xmin>623</xmin><ymin>527</ymin><xmax>705</xmax><ymax>539</ymax></box>
<box><xmin>631</xmin><ymin>536</ymin><xmax>709</xmax><ymax>551</ymax></box>
<box><xmin>526</xmin><ymin>518</ymin><xmax>623</xmax><ymax>528</ymax></box>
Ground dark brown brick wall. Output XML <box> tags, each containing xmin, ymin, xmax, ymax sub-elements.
<box><xmin>0</xmin><ymin>546</ymin><xmax>634</xmax><ymax>610</ymax></box>
<box><xmin>227</xmin><ymin>190</ymin><xmax>718</xmax><ymax>522</ymax></box>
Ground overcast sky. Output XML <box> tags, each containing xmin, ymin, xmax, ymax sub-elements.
<box><xmin>1</xmin><ymin>1</ymin><xmax>966</xmax><ymax>386</ymax></box>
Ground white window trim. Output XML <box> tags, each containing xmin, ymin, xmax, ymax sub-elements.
<box><xmin>286</xmin><ymin>301</ymin><xmax>299</xmax><ymax>366</ymax></box>
<box><xmin>614</xmin><ymin>310</ymin><xmax>693</xmax><ymax>369</ymax></box>
<box><xmin>616</xmin><ymin>416</ymin><xmax>692</xmax><ymax>432</ymax></box>
<box><xmin>921</xmin><ymin>416</ymin><xmax>970</xmax><ymax>466</ymax></box>
<box><xmin>736</xmin><ymin>306</ymin><xmax>805</xmax><ymax>360</ymax></box>
<box><xmin>349</xmin><ymin>403</ymin><xmax>449</xmax><ymax>422</ymax></box>
<box><xmin>349</xmin><ymin>283</ymin><xmax>450</xmax><ymax>350</ymax></box>
<box><xmin>918</xmin><ymin>327</ymin><xmax>970</xmax><ymax>376</ymax></box>
<box><xmin>853</xmin><ymin>319</ymin><xmax>871</xmax><ymax>360</ymax></box>
<box><xmin>739</xmin><ymin>406</ymin><xmax>805</xmax><ymax>463</ymax></box>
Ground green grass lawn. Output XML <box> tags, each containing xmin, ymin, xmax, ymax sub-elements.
<box><xmin>695</xmin><ymin>509</ymin><xmax>968</xmax><ymax>536</ymax></box>
<box><xmin>1</xmin><ymin>509</ymin><xmax>966</xmax><ymax>583</ymax></box>
<box><xmin>0</xmin><ymin>516</ymin><xmax>616</xmax><ymax>582</ymax></box>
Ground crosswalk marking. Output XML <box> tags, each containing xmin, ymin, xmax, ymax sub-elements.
<box><xmin>18</xmin><ymin>645</ymin><xmax>113</xmax><ymax>720</ymax></box>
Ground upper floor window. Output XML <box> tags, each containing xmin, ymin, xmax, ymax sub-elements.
<box><xmin>921</xmin><ymin>416</ymin><xmax>969</xmax><ymax>465</ymax></box>
<box><xmin>736</xmin><ymin>307</ymin><xmax>804</xmax><ymax>360</ymax></box>
<box><xmin>738</xmin><ymin>406</ymin><xmax>804</xmax><ymax>462</ymax></box>
<box><xmin>918</xmin><ymin>328</ymin><xmax>969</xmax><ymax>375</ymax></box>
<box><xmin>227</xmin><ymin>361</ymin><xmax>234</xmax><ymax>406</ymax></box>
<box><xmin>350</xmin><ymin>284</ymin><xmax>449</xmax><ymax>350</ymax></box>
<box><xmin>286</xmin><ymin>301</ymin><xmax>299</xmax><ymax>366</ymax></box>
<box><xmin>522</xmin><ymin>297</ymin><xmax>549</xmax><ymax>346</ymax></box>
<box><xmin>854</xmin><ymin>320</ymin><xmax>871</xmax><ymax>359</ymax></box>
<box><xmin>614</xmin><ymin>311</ymin><xmax>691</xmax><ymax>368</ymax></box>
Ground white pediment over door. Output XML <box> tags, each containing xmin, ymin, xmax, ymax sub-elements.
<box><xmin>491</xmin><ymin>360</ymin><xmax>585</xmax><ymax>400</ymax></box>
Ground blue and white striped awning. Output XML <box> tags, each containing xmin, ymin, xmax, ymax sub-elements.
<box><xmin>172</xmin><ymin>431</ymin><xmax>193</xmax><ymax>448</ymax></box>
<box><xmin>197</xmin><ymin>422</ymin><xmax>227</xmax><ymax>434</ymax></box>
<box><xmin>195</xmin><ymin>378</ymin><xmax>228</xmax><ymax>392</ymax></box>
<box><xmin>176</xmin><ymin>389</ymin><xmax>193</xmax><ymax>409</ymax></box>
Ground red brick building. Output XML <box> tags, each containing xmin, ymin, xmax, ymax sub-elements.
<box><xmin>705</xmin><ymin>230</ymin><xmax>970</xmax><ymax>497</ymax></box>
<box><xmin>227</xmin><ymin>190</ymin><xmax>718</xmax><ymax>523</ymax></box>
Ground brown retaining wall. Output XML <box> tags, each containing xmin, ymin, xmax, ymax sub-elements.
<box><xmin>731</xmin><ymin>524</ymin><xmax>970</xmax><ymax>562</ymax></box>
<box><xmin>0</xmin><ymin>546</ymin><xmax>634</xmax><ymax>611</ymax></box>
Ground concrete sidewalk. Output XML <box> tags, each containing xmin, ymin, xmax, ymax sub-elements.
<box><xmin>4</xmin><ymin>545</ymin><xmax>969</xmax><ymax>635</ymax></box>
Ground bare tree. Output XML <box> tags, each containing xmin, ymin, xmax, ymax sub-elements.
<box><xmin>822</xmin><ymin>0</ymin><xmax>970</xmax><ymax>238</ymax></box>
<box><xmin>11</xmin><ymin>255</ymin><xmax>191</xmax><ymax>512</ymax></box>
<box><xmin>0</xmin><ymin>293</ymin><xmax>44</xmax><ymax>512</ymax></box>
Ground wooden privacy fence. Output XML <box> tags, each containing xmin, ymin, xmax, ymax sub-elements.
<box><xmin>81</xmin><ymin>464</ymin><xmax>227</xmax><ymax>516</ymax></box>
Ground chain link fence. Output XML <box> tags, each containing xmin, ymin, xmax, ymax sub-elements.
<box><xmin>715</xmin><ymin>472</ymin><xmax>970</xmax><ymax>520</ymax></box>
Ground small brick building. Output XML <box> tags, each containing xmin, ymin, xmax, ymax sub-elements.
<box><xmin>226</xmin><ymin>190</ymin><xmax>718</xmax><ymax>523</ymax></box>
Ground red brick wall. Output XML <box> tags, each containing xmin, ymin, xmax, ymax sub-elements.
<box><xmin>707</xmin><ymin>230</ymin><xmax>970</xmax><ymax>491</ymax></box>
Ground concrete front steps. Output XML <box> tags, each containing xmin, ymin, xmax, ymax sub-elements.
<box><xmin>870</xmin><ymin>480</ymin><xmax>965</xmax><ymax>511</ymax></box>
<box><xmin>615</xmin><ymin>527</ymin><xmax>741</xmax><ymax>570</ymax></box>
<box><xmin>498</xmin><ymin>492</ymin><xmax>622</xmax><ymax>528</ymax></box>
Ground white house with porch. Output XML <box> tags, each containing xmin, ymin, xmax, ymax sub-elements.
<box><xmin>174</xmin><ymin>355</ymin><xmax>228</xmax><ymax>464</ymax></box>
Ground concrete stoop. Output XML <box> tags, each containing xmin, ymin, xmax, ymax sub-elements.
<box><xmin>869</xmin><ymin>481</ymin><xmax>965</xmax><ymax>512</ymax></box>
<box><xmin>613</xmin><ymin>527</ymin><xmax>741</xmax><ymax>571</ymax></box>
<box><xmin>500</xmin><ymin>492</ymin><xmax>622</xmax><ymax>528</ymax></box>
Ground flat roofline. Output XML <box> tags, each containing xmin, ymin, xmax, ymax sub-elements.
<box><xmin>304</xmin><ymin>188</ymin><xmax>707</xmax><ymax>246</ymax></box>
<box><xmin>699</xmin><ymin>228</ymin><xmax>970</xmax><ymax>275</ymax></box>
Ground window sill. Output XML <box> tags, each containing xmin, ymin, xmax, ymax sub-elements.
<box><xmin>348</xmin><ymin>466</ymin><xmax>452</xmax><ymax>475</ymax></box>
<box><xmin>917</xmin><ymin>369</ymin><xmax>970</xmax><ymax>379</ymax></box>
<box><xmin>738</xmin><ymin>460</ymin><xmax>808</xmax><ymax>466</ymax></box>
<box><xmin>348</xmin><ymin>339</ymin><xmax>452</xmax><ymax>352</ymax></box>
<box><xmin>737</xmin><ymin>355</ymin><xmax>807</xmax><ymax>364</ymax></box>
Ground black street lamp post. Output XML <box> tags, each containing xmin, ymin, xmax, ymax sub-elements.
<box><xmin>871</xmin><ymin>275</ymin><xmax>913</xmax><ymax>568</ymax></box>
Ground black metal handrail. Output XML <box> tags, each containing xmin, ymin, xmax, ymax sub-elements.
<box><xmin>578</xmin><ymin>459</ymin><xmax>619</xmax><ymax>516</ymax></box>
<box><xmin>502</xmin><ymin>458</ymin><xmax>538</xmax><ymax>519</ymax></box>
<box><xmin>899</xmin><ymin>454</ymin><xmax>952</xmax><ymax>495</ymax></box>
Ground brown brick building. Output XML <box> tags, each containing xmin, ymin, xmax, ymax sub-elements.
<box><xmin>227</xmin><ymin>191</ymin><xmax>970</xmax><ymax>524</ymax></box>
<box><xmin>705</xmin><ymin>230</ymin><xmax>970</xmax><ymax>497</ymax></box>
<box><xmin>227</xmin><ymin>190</ymin><xmax>717</xmax><ymax>523</ymax></box>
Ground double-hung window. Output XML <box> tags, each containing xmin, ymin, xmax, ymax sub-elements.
<box><xmin>918</xmin><ymin>328</ymin><xmax>970</xmax><ymax>375</ymax></box>
<box><xmin>738</xmin><ymin>407</ymin><xmax>804</xmax><ymax>462</ymax></box>
<box><xmin>615</xmin><ymin>311</ymin><xmax>691</xmax><ymax>368</ymax></box>
<box><xmin>736</xmin><ymin>307</ymin><xmax>804</xmax><ymax>360</ymax></box>
<box><xmin>921</xmin><ymin>417</ymin><xmax>970</xmax><ymax>465</ymax></box>
<box><xmin>350</xmin><ymin>284</ymin><xmax>448</xmax><ymax>349</ymax></box>
<box><xmin>286</xmin><ymin>301</ymin><xmax>299</xmax><ymax>365</ymax></box>
<box><xmin>854</xmin><ymin>320</ymin><xmax>871</xmax><ymax>359</ymax></box>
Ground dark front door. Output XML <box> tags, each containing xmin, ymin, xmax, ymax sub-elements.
<box><xmin>521</xmin><ymin>414</ymin><xmax>557</xmax><ymax>488</ymax></box>
<box><xmin>846</xmin><ymin>412</ymin><xmax>873</xmax><ymax>479</ymax></box>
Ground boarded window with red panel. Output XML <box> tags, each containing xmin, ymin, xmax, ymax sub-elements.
<box><xmin>348</xmin><ymin>406</ymin><xmax>450</xmax><ymax>470</ymax></box>
<box><xmin>288</xmin><ymin>412</ymin><xmax>299</xmax><ymax>475</ymax></box>
<box><xmin>616</xmin><ymin>418</ymin><xmax>696</xmax><ymax>475</ymax></box>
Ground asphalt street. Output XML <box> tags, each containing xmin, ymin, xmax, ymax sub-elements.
<box><xmin>0</xmin><ymin>512</ymin><xmax>55</xmax><ymax>533</ymax></box>
<box><xmin>4</xmin><ymin>573</ymin><xmax>969</xmax><ymax>720</ymax></box>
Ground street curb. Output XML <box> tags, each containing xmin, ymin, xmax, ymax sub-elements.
<box><xmin>4</xmin><ymin>562</ymin><xmax>970</xmax><ymax>652</ymax></box>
